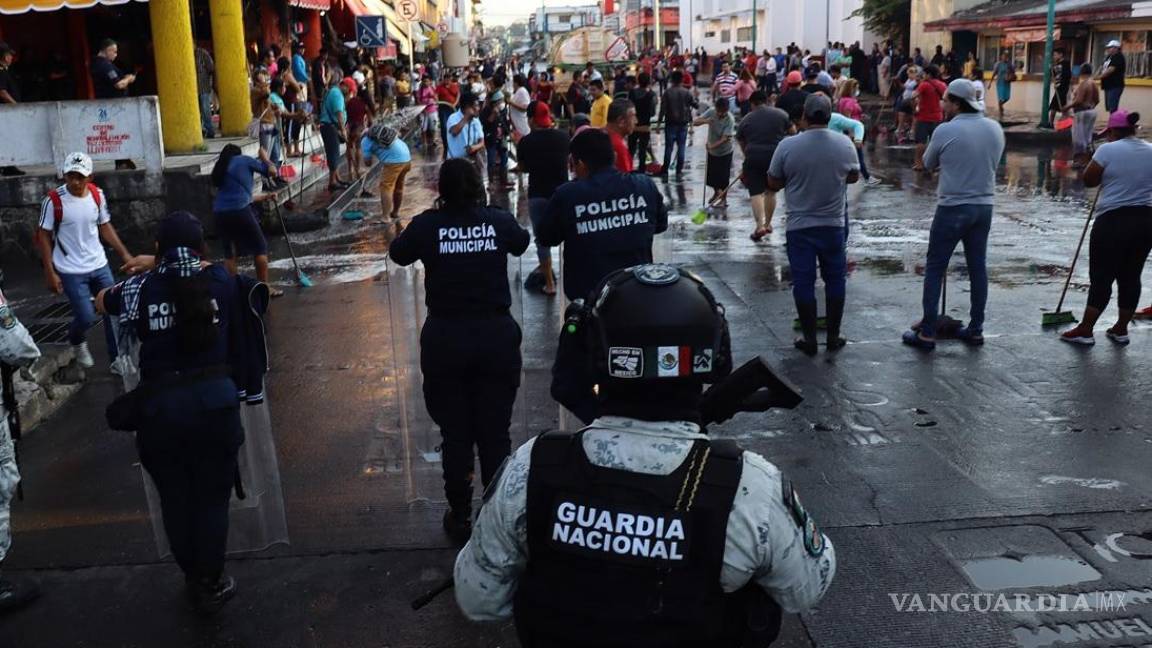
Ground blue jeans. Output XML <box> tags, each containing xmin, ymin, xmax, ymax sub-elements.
<box><xmin>528</xmin><ymin>197</ymin><xmax>552</xmax><ymax>265</ymax></box>
<box><xmin>920</xmin><ymin>204</ymin><xmax>992</xmax><ymax>337</ymax></box>
<box><xmin>60</xmin><ymin>264</ymin><xmax>118</xmax><ymax>358</ymax></box>
<box><xmin>486</xmin><ymin>143</ymin><xmax>508</xmax><ymax>175</ymax></box>
<box><xmin>786</xmin><ymin>226</ymin><xmax>847</xmax><ymax>304</ymax></box>
<box><xmin>663</xmin><ymin>123</ymin><xmax>688</xmax><ymax>172</ymax></box>
<box><xmin>1104</xmin><ymin>86</ymin><xmax>1123</xmax><ymax>113</ymax></box>
<box><xmin>259</xmin><ymin>125</ymin><xmax>282</xmax><ymax>167</ymax></box>
<box><xmin>198</xmin><ymin>92</ymin><xmax>213</xmax><ymax>137</ymax></box>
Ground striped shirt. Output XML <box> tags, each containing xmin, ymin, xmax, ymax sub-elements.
<box><xmin>714</xmin><ymin>72</ymin><xmax>738</xmax><ymax>97</ymax></box>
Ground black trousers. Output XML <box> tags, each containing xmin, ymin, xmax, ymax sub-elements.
<box><xmin>437</xmin><ymin>105</ymin><xmax>454</xmax><ymax>158</ymax></box>
<box><xmin>629</xmin><ymin>130</ymin><xmax>651</xmax><ymax>169</ymax></box>
<box><xmin>421</xmin><ymin>314</ymin><xmax>522</xmax><ymax>512</ymax></box>
<box><xmin>1087</xmin><ymin>206</ymin><xmax>1152</xmax><ymax>311</ymax></box>
<box><xmin>137</xmin><ymin>382</ymin><xmax>243</xmax><ymax>581</ymax></box>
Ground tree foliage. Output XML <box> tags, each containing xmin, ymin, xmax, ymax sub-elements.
<box><xmin>848</xmin><ymin>0</ymin><xmax>911</xmax><ymax>43</ymax></box>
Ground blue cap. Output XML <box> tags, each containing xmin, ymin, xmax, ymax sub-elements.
<box><xmin>156</xmin><ymin>211</ymin><xmax>205</xmax><ymax>253</ymax></box>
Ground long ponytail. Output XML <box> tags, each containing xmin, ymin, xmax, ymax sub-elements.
<box><xmin>211</xmin><ymin>144</ymin><xmax>243</xmax><ymax>189</ymax></box>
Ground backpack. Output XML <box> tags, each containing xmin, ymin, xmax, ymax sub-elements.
<box><xmin>44</xmin><ymin>184</ymin><xmax>103</xmax><ymax>257</ymax></box>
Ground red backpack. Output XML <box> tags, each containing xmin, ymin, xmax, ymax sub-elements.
<box><xmin>42</xmin><ymin>184</ymin><xmax>103</xmax><ymax>257</ymax></box>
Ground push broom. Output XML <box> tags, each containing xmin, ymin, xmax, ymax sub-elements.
<box><xmin>1042</xmin><ymin>192</ymin><xmax>1098</xmax><ymax>327</ymax></box>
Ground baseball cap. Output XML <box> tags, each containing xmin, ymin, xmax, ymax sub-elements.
<box><xmin>786</xmin><ymin>70</ymin><xmax>803</xmax><ymax>86</ymax></box>
<box><xmin>352</xmin><ymin>70</ymin><xmax>366</xmax><ymax>86</ymax></box>
<box><xmin>803</xmin><ymin>94</ymin><xmax>832</xmax><ymax>121</ymax></box>
<box><xmin>1107</xmin><ymin>40</ymin><xmax>1121</xmax><ymax>48</ymax></box>
<box><xmin>1107</xmin><ymin>109</ymin><xmax>1135</xmax><ymax>130</ymax></box>
<box><xmin>946</xmin><ymin>78</ymin><xmax>985</xmax><ymax>112</ymax></box>
<box><xmin>341</xmin><ymin>76</ymin><xmax>356</xmax><ymax>89</ymax></box>
<box><xmin>62</xmin><ymin>151</ymin><xmax>93</xmax><ymax>177</ymax></box>
<box><xmin>532</xmin><ymin>101</ymin><xmax>554</xmax><ymax>128</ymax></box>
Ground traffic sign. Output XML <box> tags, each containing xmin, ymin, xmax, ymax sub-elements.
<box><xmin>355</xmin><ymin>16</ymin><xmax>388</xmax><ymax>48</ymax></box>
<box><xmin>397</xmin><ymin>0</ymin><xmax>420</xmax><ymax>22</ymax></box>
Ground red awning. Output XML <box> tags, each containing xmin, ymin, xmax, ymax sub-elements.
<box><xmin>288</xmin><ymin>0</ymin><xmax>330</xmax><ymax>9</ymax></box>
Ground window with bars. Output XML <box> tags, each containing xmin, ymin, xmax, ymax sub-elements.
<box><xmin>737</xmin><ymin>27</ymin><xmax>753</xmax><ymax>42</ymax></box>
<box><xmin>1093</xmin><ymin>30</ymin><xmax>1150</xmax><ymax>77</ymax></box>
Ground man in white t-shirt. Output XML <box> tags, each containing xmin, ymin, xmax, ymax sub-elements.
<box><xmin>508</xmin><ymin>74</ymin><xmax>532</xmax><ymax>140</ymax></box>
<box><xmin>35</xmin><ymin>152</ymin><xmax>138</xmax><ymax>370</ymax></box>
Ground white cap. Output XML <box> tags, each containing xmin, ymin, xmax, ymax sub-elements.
<box><xmin>62</xmin><ymin>151</ymin><xmax>93</xmax><ymax>177</ymax></box>
<box><xmin>1107</xmin><ymin>40</ymin><xmax>1121</xmax><ymax>48</ymax></box>
<box><xmin>946</xmin><ymin>78</ymin><xmax>985</xmax><ymax>113</ymax></box>
<box><xmin>352</xmin><ymin>70</ymin><xmax>366</xmax><ymax>86</ymax></box>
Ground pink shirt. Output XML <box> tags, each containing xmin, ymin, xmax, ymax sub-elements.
<box><xmin>735</xmin><ymin>79</ymin><xmax>756</xmax><ymax>102</ymax></box>
<box><xmin>418</xmin><ymin>86</ymin><xmax>437</xmax><ymax>114</ymax></box>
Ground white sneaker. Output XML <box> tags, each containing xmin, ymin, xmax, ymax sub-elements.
<box><xmin>865</xmin><ymin>176</ymin><xmax>882</xmax><ymax>186</ymax></box>
<box><xmin>73</xmin><ymin>342</ymin><xmax>95</xmax><ymax>368</ymax></box>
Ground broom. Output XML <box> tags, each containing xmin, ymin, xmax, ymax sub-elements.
<box><xmin>1041</xmin><ymin>191</ymin><xmax>1098</xmax><ymax>326</ymax></box>
<box><xmin>909</xmin><ymin>272</ymin><xmax>963</xmax><ymax>337</ymax></box>
<box><xmin>273</xmin><ymin>202</ymin><xmax>314</xmax><ymax>288</ymax></box>
<box><xmin>693</xmin><ymin>174</ymin><xmax>742</xmax><ymax>225</ymax></box>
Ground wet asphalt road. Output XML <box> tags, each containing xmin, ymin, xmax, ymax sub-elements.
<box><xmin>3</xmin><ymin>119</ymin><xmax>1152</xmax><ymax>648</ymax></box>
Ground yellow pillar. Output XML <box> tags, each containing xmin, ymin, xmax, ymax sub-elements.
<box><xmin>148</xmin><ymin>0</ymin><xmax>203</xmax><ymax>152</ymax></box>
<box><xmin>210</xmin><ymin>0</ymin><xmax>253</xmax><ymax>137</ymax></box>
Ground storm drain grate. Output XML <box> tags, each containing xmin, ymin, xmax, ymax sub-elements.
<box><xmin>32</xmin><ymin>302</ymin><xmax>75</xmax><ymax>320</ymax></box>
<box><xmin>24</xmin><ymin>301</ymin><xmax>90</xmax><ymax>345</ymax></box>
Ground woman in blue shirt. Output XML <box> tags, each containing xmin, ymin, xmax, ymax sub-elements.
<box><xmin>210</xmin><ymin>144</ymin><xmax>282</xmax><ymax>297</ymax></box>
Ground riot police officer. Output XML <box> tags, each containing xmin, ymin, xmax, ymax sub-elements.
<box><xmin>0</xmin><ymin>284</ymin><xmax>42</xmax><ymax>613</ymax></box>
<box><xmin>96</xmin><ymin>212</ymin><xmax>244</xmax><ymax>614</ymax></box>
<box><xmin>535</xmin><ymin>128</ymin><xmax>668</xmax><ymax>303</ymax></box>
<box><xmin>389</xmin><ymin>158</ymin><xmax>530</xmax><ymax>543</ymax></box>
<box><xmin>454</xmin><ymin>264</ymin><xmax>836</xmax><ymax>647</ymax></box>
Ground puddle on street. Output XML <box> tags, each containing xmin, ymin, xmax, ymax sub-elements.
<box><xmin>961</xmin><ymin>555</ymin><xmax>1102</xmax><ymax>591</ymax></box>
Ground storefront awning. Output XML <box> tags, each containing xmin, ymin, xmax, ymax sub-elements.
<box><xmin>342</xmin><ymin>0</ymin><xmax>409</xmax><ymax>39</ymax></box>
<box><xmin>0</xmin><ymin>0</ymin><xmax>143</xmax><ymax>15</ymax></box>
<box><xmin>924</xmin><ymin>0</ymin><xmax>1133</xmax><ymax>32</ymax></box>
<box><xmin>288</xmin><ymin>0</ymin><xmax>330</xmax><ymax>10</ymax></box>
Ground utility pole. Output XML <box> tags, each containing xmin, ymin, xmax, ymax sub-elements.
<box><xmin>1038</xmin><ymin>0</ymin><xmax>1056</xmax><ymax>128</ymax></box>
<box><xmin>654</xmin><ymin>0</ymin><xmax>662</xmax><ymax>52</ymax></box>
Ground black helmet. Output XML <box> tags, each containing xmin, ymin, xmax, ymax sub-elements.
<box><xmin>588</xmin><ymin>264</ymin><xmax>732</xmax><ymax>390</ymax></box>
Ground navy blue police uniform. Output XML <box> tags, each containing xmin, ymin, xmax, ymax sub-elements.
<box><xmin>389</xmin><ymin>204</ymin><xmax>530</xmax><ymax>522</ymax></box>
<box><xmin>536</xmin><ymin>168</ymin><xmax>669</xmax><ymax>302</ymax></box>
<box><xmin>538</xmin><ymin>168</ymin><xmax>668</xmax><ymax>423</ymax></box>
<box><xmin>103</xmin><ymin>257</ymin><xmax>243</xmax><ymax>586</ymax></box>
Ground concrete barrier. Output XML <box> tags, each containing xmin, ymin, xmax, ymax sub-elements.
<box><xmin>0</xmin><ymin>97</ymin><xmax>165</xmax><ymax>174</ymax></box>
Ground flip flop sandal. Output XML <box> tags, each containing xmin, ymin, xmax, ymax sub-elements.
<box><xmin>268</xmin><ymin>288</ymin><xmax>286</xmax><ymax>298</ymax></box>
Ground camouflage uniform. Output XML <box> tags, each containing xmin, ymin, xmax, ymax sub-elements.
<box><xmin>0</xmin><ymin>291</ymin><xmax>41</xmax><ymax>565</ymax></box>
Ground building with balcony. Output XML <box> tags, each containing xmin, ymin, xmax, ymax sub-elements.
<box><xmin>680</xmin><ymin>0</ymin><xmax>877</xmax><ymax>55</ymax></box>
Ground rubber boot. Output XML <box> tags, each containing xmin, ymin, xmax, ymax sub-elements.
<box><xmin>0</xmin><ymin>573</ymin><xmax>41</xmax><ymax>614</ymax></box>
<box><xmin>825</xmin><ymin>298</ymin><xmax>847</xmax><ymax>351</ymax></box>
<box><xmin>794</xmin><ymin>300</ymin><xmax>819</xmax><ymax>356</ymax></box>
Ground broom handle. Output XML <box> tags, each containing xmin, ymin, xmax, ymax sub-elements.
<box><xmin>1055</xmin><ymin>191</ymin><xmax>1099</xmax><ymax>314</ymax></box>
<box><xmin>708</xmin><ymin>174</ymin><xmax>744</xmax><ymax>207</ymax></box>
<box><xmin>274</xmin><ymin>202</ymin><xmax>304</xmax><ymax>277</ymax></box>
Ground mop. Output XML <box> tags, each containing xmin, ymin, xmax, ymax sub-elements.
<box><xmin>1042</xmin><ymin>192</ymin><xmax>1098</xmax><ymax>327</ymax></box>
<box><xmin>910</xmin><ymin>272</ymin><xmax>963</xmax><ymax>338</ymax></box>
<box><xmin>273</xmin><ymin>202</ymin><xmax>314</xmax><ymax>288</ymax></box>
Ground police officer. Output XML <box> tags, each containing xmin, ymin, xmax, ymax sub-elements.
<box><xmin>0</xmin><ymin>284</ymin><xmax>42</xmax><ymax>613</ymax></box>
<box><xmin>389</xmin><ymin>158</ymin><xmax>530</xmax><ymax>543</ymax></box>
<box><xmin>536</xmin><ymin>128</ymin><xmax>668</xmax><ymax>303</ymax></box>
<box><xmin>96</xmin><ymin>212</ymin><xmax>244</xmax><ymax>614</ymax></box>
<box><xmin>454</xmin><ymin>264</ymin><xmax>836</xmax><ymax>646</ymax></box>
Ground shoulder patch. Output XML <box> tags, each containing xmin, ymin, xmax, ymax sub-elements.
<box><xmin>782</xmin><ymin>478</ymin><xmax>824</xmax><ymax>557</ymax></box>
<box><xmin>0</xmin><ymin>305</ymin><xmax>16</xmax><ymax>330</ymax></box>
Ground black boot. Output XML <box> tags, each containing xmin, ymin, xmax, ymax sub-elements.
<box><xmin>443</xmin><ymin>507</ymin><xmax>473</xmax><ymax>546</ymax></box>
<box><xmin>794</xmin><ymin>300</ymin><xmax>819</xmax><ymax>356</ymax></box>
<box><xmin>825</xmin><ymin>298</ymin><xmax>847</xmax><ymax>351</ymax></box>
<box><xmin>189</xmin><ymin>574</ymin><xmax>236</xmax><ymax>615</ymax></box>
<box><xmin>0</xmin><ymin>575</ymin><xmax>41</xmax><ymax>614</ymax></box>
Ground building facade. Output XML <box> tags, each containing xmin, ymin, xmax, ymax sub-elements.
<box><xmin>679</xmin><ymin>0</ymin><xmax>878</xmax><ymax>56</ymax></box>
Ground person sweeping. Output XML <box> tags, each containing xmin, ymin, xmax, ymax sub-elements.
<box><xmin>903</xmin><ymin>79</ymin><xmax>1004</xmax><ymax>351</ymax></box>
<box><xmin>693</xmin><ymin>96</ymin><xmax>736</xmax><ymax>207</ymax></box>
<box><xmin>1060</xmin><ymin>111</ymin><xmax>1152</xmax><ymax>346</ymax></box>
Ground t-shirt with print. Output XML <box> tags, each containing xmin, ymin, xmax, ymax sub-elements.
<box><xmin>1091</xmin><ymin>138</ymin><xmax>1152</xmax><ymax>214</ymax></box>
<box><xmin>767</xmin><ymin>128</ymin><xmax>859</xmax><ymax>231</ymax></box>
<box><xmin>1101</xmin><ymin>53</ymin><xmax>1126</xmax><ymax>90</ymax></box>
<box><xmin>39</xmin><ymin>186</ymin><xmax>112</xmax><ymax>275</ymax></box>
<box><xmin>714</xmin><ymin>71</ymin><xmax>738</xmax><ymax>97</ymax></box>
<box><xmin>700</xmin><ymin>108</ymin><xmax>735</xmax><ymax>157</ymax></box>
